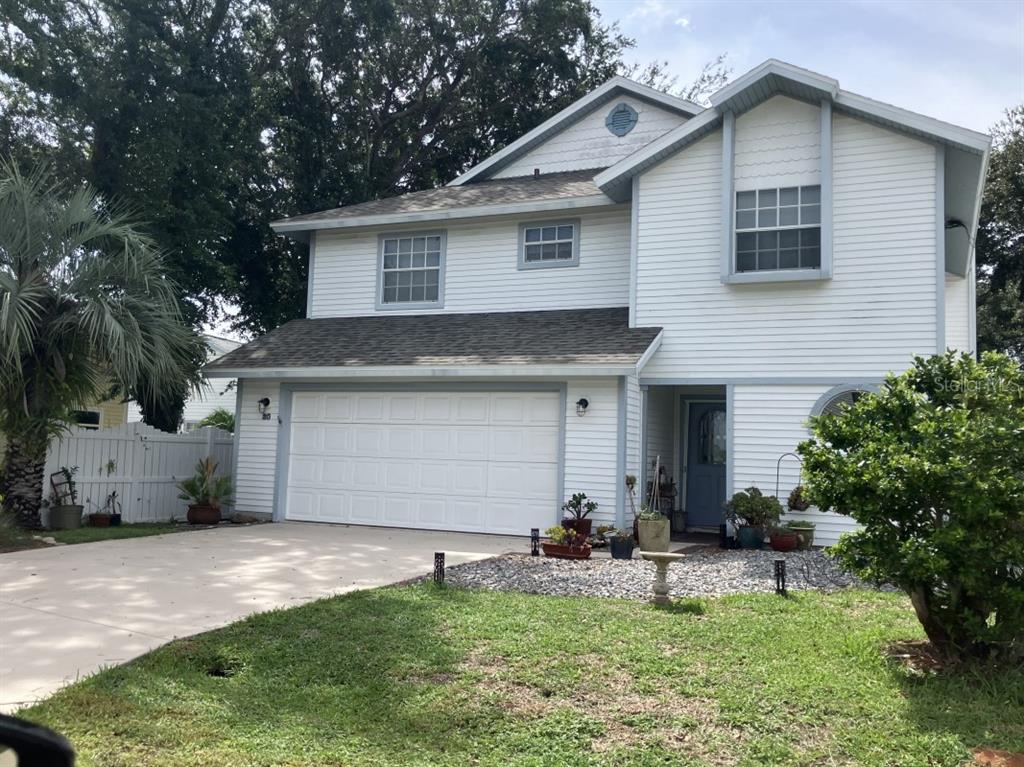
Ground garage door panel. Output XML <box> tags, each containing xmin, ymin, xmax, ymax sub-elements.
<box><xmin>383</xmin><ymin>497</ymin><xmax>415</xmax><ymax>524</ymax></box>
<box><xmin>450</xmin><ymin>499</ymin><xmax>485</xmax><ymax>529</ymax></box>
<box><xmin>292</xmin><ymin>393</ymin><xmax>322</xmax><ymax>420</ymax></box>
<box><xmin>291</xmin><ymin>424</ymin><xmax>321</xmax><ymax>451</ymax></box>
<box><xmin>384</xmin><ymin>461</ymin><xmax>416</xmax><ymax>490</ymax></box>
<box><xmin>350</xmin><ymin>460</ymin><xmax>382</xmax><ymax>489</ymax></box>
<box><xmin>323</xmin><ymin>394</ymin><xmax>353</xmax><ymax>421</ymax></box>
<box><xmin>355</xmin><ymin>395</ymin><xmax>385</xmax><ymax>421</ymax></box>
<box><xmin>316</xmin><ymin>494</ymin><xmax>347</xmax><ymax>522</ymax></box>
<box><xmin>456</xmin><ymin>396</ymin><xmax>489</xmax><ymax>423</ymax></box>
<box><xmin>489</xmin><ymin>429</ymin><xmax>525</xmax><ymax>460</ymax></box>
<box><xmin>452</xmin><ymin>464</ymin><xmax>486</xmax><ymax>494</ymax></box>
<box><xmin>421</xmin><ymin>429</ymin><xmax>451</xmax><ymax>456</ymax></box>
<box><xmin>349</xmin><ymin>494</ymin><xmax>382</xmax><ymax>523</ymax></box>
<box><xmin>290</xmin><ymin>458</ymin><xmax>319</xmax><ymax>484</ymax></box>
<box><xmin>286</xmin><ymin>390</ymin><xmax>559</xmax><ymax>534</ymax></box>
<box><xmin>323</xmin><ymin>425</ymin><xmax>353</xmax><ymax>453</ymax></box>
<box><xmin>417</xmin><ymin>498</ymin><xmax>447</xmax><ymax>526</ymax></box>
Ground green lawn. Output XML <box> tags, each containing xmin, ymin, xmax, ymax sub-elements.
<box><xmin>0</xmin><ymin>520</ymin><xmax>189</xmax><ymax>552</ymax></box>
<box><xmin>19</xmin><ymin>586</ymin><xmax>1022</xmax><ymax>767</ymax></box>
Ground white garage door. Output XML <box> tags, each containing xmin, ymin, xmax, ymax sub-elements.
<box><xmin>284</xmin><ymin>390</ymin><xmax>560</xmax><ymax>535</ymax></box>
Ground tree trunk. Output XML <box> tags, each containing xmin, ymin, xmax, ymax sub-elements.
<box><xmin>908</xmin><ymin>585</ymin><xmax>957</xmax><ymax>659</ymax></box>
<box><xmin>1</xmin><ymin>436</ymin><xmax>46</xmax><ymax>529</ymax></box>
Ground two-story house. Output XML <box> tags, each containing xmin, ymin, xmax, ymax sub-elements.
<box><xmin>206</xmin><ymin>60</ymin><xmax>990</xmax><ymax>545</ymax></box>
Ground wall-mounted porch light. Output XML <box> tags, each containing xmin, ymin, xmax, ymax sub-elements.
<box><xmin>575</xmin><ymin>398</ymin><xmax>589</xmax><ymax>417</ymax></box>
<box><xmin>257</xmin><ymin>397</ymin><xmax>272</xmax><ymax>420</ymax></box>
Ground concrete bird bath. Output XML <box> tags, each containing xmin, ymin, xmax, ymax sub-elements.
<box><xmin>639</xmin><ymin>551</ymin><xmax>686</xmax><ymax>605</ymax></box>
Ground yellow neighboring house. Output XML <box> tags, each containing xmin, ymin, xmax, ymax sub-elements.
<box><xmin>0</xmin><ymin>396</ymin><xmax>128</xmax><ymax>456</ymax></box>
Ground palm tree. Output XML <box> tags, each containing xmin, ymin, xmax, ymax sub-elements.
<box><xmin>0</xmin><ymin>161</ymin><xmax>200</xmax><ymax>528</ymax></box>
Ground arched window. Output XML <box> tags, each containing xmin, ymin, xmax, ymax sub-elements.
<box><xmin>810</xmin><ymin>384</ymin><xmax>878</xmax><ymax>418</ymax></box>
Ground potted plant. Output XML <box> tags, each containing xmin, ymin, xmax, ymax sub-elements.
<box><xmin>724</xmin><ymin>487</ymin><xmax>782</xmax><ymax>549</ymax></box>
<box><xmin>592</xmin><ymin>525</ymin><xmax>614</xmax><ymax>548</ymax></box>
<box><xmin>542</xmin><ymin>525</ymin><xmax>592</xmax><ymax>560</ymax></box>
<box><xmin>88</xmin><ymin>490</ymin><xmax>122</xmax><ymax>527</ymax></box>
<box><xmin>786</xmin><ymin>519</ymin><xmax>816</xmax><ymax>550</ymax></box>
<box><xmin>561</xmin><ymin>492</ymin><xmax>597</xmax><ymax>537</ymax></box>
<box><xmin>769</xmin><ymin>524</ymin><xmax>800</xmax><ymax>552</ymax></box>
<box><xmin>637</xmin><ymin>506</ymin><xmax>671</xmax><ymax>552</ymax></box>
<box><xmin>608</xmin><ymin>528</ymin><xmax>636</xmax><ymax>560</ymax></box>
<box><xmin>177</xmin><ymin>457</ymin><xmax>234</xmax><ymax>525</ymax></box>
<box><xmin>47</xmin><ymin>467</ymin><xmax>83</xmax><ymax>530</ymax></box>
<box><xmin>787</xmin><ymin>485</ymin><xmax>811</xmax><ymax>512</ymax></box>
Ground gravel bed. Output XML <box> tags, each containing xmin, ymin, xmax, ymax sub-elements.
<box><xmin>445</xmin><ymin>548</ymin><xmax>882</xmax><ymax>600</ymax></box>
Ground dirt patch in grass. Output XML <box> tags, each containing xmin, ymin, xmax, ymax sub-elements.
<box><xmin>974</xmin><ymin>748</ymin><xmax>1024</xmax><ymax>767</ymax></box>
<box><xmin>886</xmin><ymin>640</ymin><xmax>948</xmax><ymax>674</ymax></box>
<box><xmin>460</xmin><ymin>646</ymin><xmax>735</xmax><ymax>761</ymax></box>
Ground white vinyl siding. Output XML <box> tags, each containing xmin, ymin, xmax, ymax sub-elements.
<box><xmin>564</xmin><ymin>378</ymin><xmax>618</xmax><ymax>527</ymax></box>
<box><xmin>234</xmin><ymin>380</ymin><xmax>281</xmax><ymax>517</ymax></box>
<box><xmin>731</xmin><ymin>383</ymin><xmax>857</xmax><ymax>546</ymax></box>
<box><xmin>945</xmin><ymin>274</ymin><xmax>972</xmax><ymax>353</ymax></box>
<box><xmin>637</xmin><ymin>111</ymin><xmax>938</xmax><ymax>379</ymax></box>
<box><xmin>643</xmin><ymin>386</ymin><xmax>675</xmax><ymax>482</ymax></box>
<box><xmin>310</xmin><ymin>209</ymin><xmax>629</xmax><ymax>318</ymax></box>
<box><xmin>493</xmin><ymin>96</ymin><xmax>688</xmax><ymax>179</ymax></box>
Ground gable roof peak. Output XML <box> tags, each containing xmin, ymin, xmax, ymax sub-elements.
<box><xmin>448</xmin><ymin>76</ymin><xmax>704</xmax><ymax>186</ymax></box>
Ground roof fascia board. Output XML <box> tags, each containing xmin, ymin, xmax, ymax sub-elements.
<box><xmin>634</xmin><ymin>330</ymin><xmax>664</xmax><ymax>373</ymax></box>
<box><xmin>833</xmin><ymin>90</ymin><xmax>990</xmax><ymax>154</ymax></box>
<box><xmin>448</xmin><ymin>77</ymin><xmax>702</xmax><ymax>187</ymax></box>
<box><xmin>709</xmin><ymin>59</ymin><xmax>838</xmax><ymax>107</ymax></box>
<box><xmin>271</xmin><ymin>194</ymin><xmax>619</xmax><ymax>235</ymax></box>
<box><xmin>203</xmin><ymin>363</ymin><xmax>640</xmax><ymax>379</ymax></box>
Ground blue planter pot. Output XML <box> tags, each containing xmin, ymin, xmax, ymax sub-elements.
<box><xmin>737</xmin><ymin>526</ymin><xmax>764</xmax><ymax>549</ymax></box>
<box><xmin>609</xmin><ymin>537</ymin><xmax>635</xmax><ymax>560</ymax></box>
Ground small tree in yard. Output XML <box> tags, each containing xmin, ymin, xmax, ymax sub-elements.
<box><xmin>799</xmin><ymin>352</ymin><xmax>1024</xmax><ymax>662</ymax></box>
<box><xmin>0</xmin><ymin>162</ymin><xmax>199</xmax><ymax>528</ymax></box>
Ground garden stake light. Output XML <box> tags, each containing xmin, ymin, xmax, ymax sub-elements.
<box><xmin>774</xmin><ymin>558</ymin><xmax>787</xmax><ymax>595</ymax></box>
<box><xmin>530</xmin><ymin>528</ymin><xmax>540</xmax><ymax>556</ymax></box>
<box><xmin>433</xmin><ymin>552</ymin><xmax>445</xmax><ymax>584</ymax></box>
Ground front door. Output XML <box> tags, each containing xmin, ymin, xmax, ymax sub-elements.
<box><xmin>685</xmin><ymin>402</ymin><xmax>727</xmax><ymax>528</ymax></box>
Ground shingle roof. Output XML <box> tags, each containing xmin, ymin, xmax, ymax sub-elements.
<box><xmin>204</xmin><ymin>308</ymin><xmax>660</xmax><ymax>372</ymax></box>
<box><xmin>271</xmin><ymin>170</ymin><xmax>607</xmax><ymax>229</ymax></box>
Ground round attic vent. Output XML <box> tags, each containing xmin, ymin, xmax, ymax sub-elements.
<box><xmin>605</xmin><ymin>102</ymin><xmax>639</xmax><ymax>137</ymax></box>
<box><xmin>811</xmin><ymin>386</ymin><xmax>876</xmax><ymax>418</ymax></box>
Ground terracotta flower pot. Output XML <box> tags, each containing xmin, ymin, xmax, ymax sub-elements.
<box><xmin>770</xmin><ymin>530</ymin><xmax>799</xmax><ymax>552</ymax></box>
<box><xmin>542</xmin><ymin>542</ymin><xmax>592</xmax><ymax>560</ymax></box>
<box><xmin>88</xmin><ymin>513</ymin><xmax>112</xmax><ymax>528</ymax></box>
<box><xmin>186</xmin><ymin>504</ymin><xmax>221</xmax><ymax>525</ymax></box>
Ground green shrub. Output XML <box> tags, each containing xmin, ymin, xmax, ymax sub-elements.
<box><xmin>724</xmin><ymin>487</ymin><xmax>782</xmax><ymax>531</ymax></box>
<box><xmin>799</xmin><ymin>351</ymin><xmax>1024</xmax><ymax>661</ymax></box>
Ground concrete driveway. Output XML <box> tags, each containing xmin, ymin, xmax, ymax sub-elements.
<box><xmin>0</xmin><ymin>522</ymin><xmax>522</xmax><ymax>712</ymax></box>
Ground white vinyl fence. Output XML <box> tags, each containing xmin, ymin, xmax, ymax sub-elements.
<box><xmin>42</xmin><ymin>423</ymin><xmax>234</xmax><ymax>526</ymax></box>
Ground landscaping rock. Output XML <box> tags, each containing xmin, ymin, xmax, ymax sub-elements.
<box><xmin>445</xmin><ymin>548</ymin><xmax>884</xmax><ymax>600</ymax></box>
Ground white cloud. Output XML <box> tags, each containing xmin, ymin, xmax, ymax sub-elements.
<box><xmin>674</xmin><ymin>16</ymin><xmax>691</xmax><ymax>29</ymax></box>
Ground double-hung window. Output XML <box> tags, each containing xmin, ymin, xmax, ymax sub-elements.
<box><xmin>735</xmin><ymin>185</ymin><xmax>821</xmax><ymax>273</ymax></box>
<box><xmin>378</xmin><ymin>232</ymin><xmax>444</xmax><ymax>308</ymax></box>
<box><xmin>518</xmin><ymin>220</ymin><xmax>580</xmax><ymax>269</ymax></box>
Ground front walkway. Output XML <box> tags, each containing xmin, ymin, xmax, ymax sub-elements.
<box><xmin>0</xmin><ymin>522</ymin><xmax>523</xmax><ymax>711</ymax></box>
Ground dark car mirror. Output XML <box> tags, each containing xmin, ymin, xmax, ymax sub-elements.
<box><xmin>0</xmin><ymin>715</ymin><xmax>74</xmax><ymax>767</ymax></box>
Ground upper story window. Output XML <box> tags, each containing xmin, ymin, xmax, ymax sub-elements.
<box><xmin>378</xmin><ymin>232</ymin><xmax>445</xmax><ymax>309</ymax></box>
<box><xmin>518</xmin><ymin>220</ymin><xmax>580</xmax><ymax>270</ymax></box>
<box><xmin>72</xmin><ymin>410</ymin><xmax>101</xmax><ymax>430</ymax></box>
<box><xmin>735</xmin><ymin>185</ymin><xmax>821</xmax><ymax>273</ymax></box>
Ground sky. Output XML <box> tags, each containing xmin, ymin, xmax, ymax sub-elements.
<box><xmin>593</xmin><ymin>0</ymin><xmax>1024</xmax><ymax>133</ymax></box>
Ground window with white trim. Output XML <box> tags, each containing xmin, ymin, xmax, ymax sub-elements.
<box><xmin>519</xmin><ymin>220</ymin><xmax>580</xmax><ymax>269</ymax></box>
<box><xmin>72</xmin><ymin>410</ymin><xmax>101</xmax><ymax>430</ymax></box>
<box><xmin>736</xmin><ymin>185</ymin><xmax>821</xmax><ymax>273</ymax></box>
<box><xmin>379</xmin><ymin>233</ymin><xmax>444</xmax><ymax>306</ymax></box>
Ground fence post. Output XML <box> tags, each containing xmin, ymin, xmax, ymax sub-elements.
<box><xmin>204</xmin><ymin>426</ymin><xmax>216</xmax><ymax>460</ymax></box>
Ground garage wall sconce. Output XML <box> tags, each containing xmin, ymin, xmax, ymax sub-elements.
<box><xmin>257</xmin><ymin>397</ymin><xmax>272</xmax><ymax>420</ymax></box>
<box><xmin>575</xmin><ymin>398</ymin><xmax>589</xmax><ymax>416</ymax></box>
